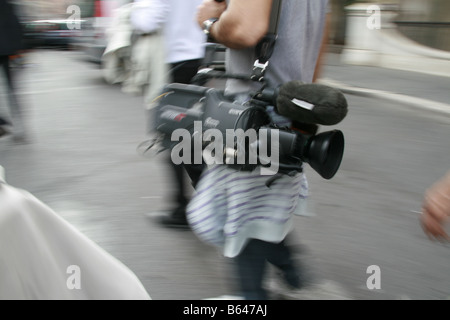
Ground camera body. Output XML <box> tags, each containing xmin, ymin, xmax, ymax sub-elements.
<box><xmin>152</xmin><ymin>82</ymin><xmax>345</xmax><ymax>180</ymax></box>
<box><xmin>155</xmin><ymin>84</ymin><xmax>268</xmax><ymax>135</ymax></box>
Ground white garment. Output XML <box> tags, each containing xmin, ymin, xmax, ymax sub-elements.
<box><xmin>187</xmin><ymin>165</ymin><xmax>309</xmax><ymax>258</ymax></box>
<box><xmin>102</xmin><ymin>3</ymin><xmax>134</xmax><ymax>85</ymax></box>
<box><xmin>129</xmin><ymin>33</ymin><xmax>169</xmax><ymax>106</ymax></box>
<box><xmin>130</xmin><ymin>0</ymin><xmax>169</xmax><ymax>35</ymax></box>
<box><xmin>127</xmin><ymin>0</ymin><xmax>207</xmax><ymax>106</ymax></box>
<box><xmin>0</xmin><ymin>177</ymin><xmax>151</xmax><ymax>300</ymax></box>
<box><xmin>130</xmin><ymin>0</ymin><xmax>206</xmax><ymax>64</ymax></box>
<box><xmin>102</xmin><ymin>2</ymin><xmax>168</xmax><ymax>105</ymax></box>
<box><xmin>163</xmin><ymin>0</ymin><xmax>206</xmax><ymax>64</ymax></box>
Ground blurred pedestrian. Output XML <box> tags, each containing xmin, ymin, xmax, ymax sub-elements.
<box><xmin>0</xmin><ymin>0</ymin><xmax>27</xmax><ymax>142</ymax></box>
<box><xmin>131</xmin><ymin>0</ymin><xmax>207</xmax><ymax>228</ymax></box>
<box><xmin>188</xmin><ymin>0</ymin><xmax>332</xmax><ymax>300</ymax></box>
<box><xmin>421</xmin><ymin>170</ymin><xmax>450</xmax><ymax>242</ymax></box>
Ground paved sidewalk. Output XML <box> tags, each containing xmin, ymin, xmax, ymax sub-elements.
<box><xmin>320</xmin><ymin>53</ymin><xmax>450</xmax><ymax>116</ymax></box>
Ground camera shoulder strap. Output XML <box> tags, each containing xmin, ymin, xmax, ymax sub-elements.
<box><xmin>251</xmin><ymin>0</ymin><xmax>282</xmax><ymax>82</ymax></box>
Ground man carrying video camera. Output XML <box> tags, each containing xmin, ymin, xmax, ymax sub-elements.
<box><xmin>187</xmin><ymin>0</ymin><xmax>332</xmax><ymax>300</ymax></box>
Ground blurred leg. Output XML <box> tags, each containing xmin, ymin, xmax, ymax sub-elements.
<box><xmin>0</xmin><ymin>57</ymin><xmax>10</xmax><ymax>124</ymax></box>
<box><xmin>159</xmin><ymin>59</ymin><xmax>204</xmax><ymax>227</ymax></box>
<box><xmin>266</xmin><ymin>239</ymin><xmax>302</xmax><ymax>289</ymax></box>
<box><xmin>234</xmin><ymin>238</ymin><xmax>305</xmax><ymax>300</ymax></box>
<box><xmin>234</xmin><ymin>239</ymin><xmax>269</xmax><ymax>300</ymax></box>
<box><xmin>0</xmin><ymin>55</ymin><xmax>26</xmax><ymax>140</ymax></box>
<box><xmin>168</xmin><ymin>154</ymin><xmax>189</xmax><ymax>214</ymax></box>
<box><xmin>171</xmin><ymin>59</ymin><xmax>206</xmax><ymax>189</ymax></box>
<box><xmin>0</xmin><ymin>56</ymin><xmax>12</xmax><ymax>137</ymax></box>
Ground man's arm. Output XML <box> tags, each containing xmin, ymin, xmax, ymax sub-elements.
<box><xmin>313</xmin><ymin>12</ymin><xmax>331</xmax><ymax>83</ymax></box>
<box><xmin>197</xmin><ymin>0</ymin><xmax>273</xmax><ymax>49</ymax></box>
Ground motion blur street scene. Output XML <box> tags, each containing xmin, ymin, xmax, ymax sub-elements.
<box><xmin>1</xmin><ymin>0</ymin><xmax>449</xmax><ymax>300</ymax></box>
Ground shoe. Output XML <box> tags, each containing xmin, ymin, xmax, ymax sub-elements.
<box><xmin>267</xmin><ymin>277</ymin><xmax>352</xmax><ymax>300</ymax></box>
<box><xmin>12</xmin><ymin>133</ymin><xmax>30</xmax><ymax>144</ymax></box>
<box><xmin>0</xmin><ymin>117</ymin><xmax>11</xmax><ymax>126</ymax></box>
<box><xmin>156</xmin><ymin>210</ymin><xmax>190</xmax><ymax>229</ymax></box>
<box><xmin>0</xmin><ymin>126</ymin><xmax>10</xmax><ymax>138</ymax></box>
<box><xmin>157</xmin><ymin>215</ymin><xmax>190</xmax><ymax>229</ymax></box>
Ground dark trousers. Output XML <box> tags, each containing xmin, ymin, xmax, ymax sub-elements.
<box><xmin>0</xmin><ymin>55</ymin><xmax>25</xmax><ymax>134</ymax></box>
<box><xmin>0</xmin><ymin>56</ymin><xmax>13</xmax><ymax>89</ymax></box>
<box><xmin>168</xmin><ymin>59</ymin><xmax>205</xmax><ymax>212</ymax></box>
<box><xmin>233</xmin><ymin>238</ymin><xmax>301</xmax><ymax>300</ymax></box>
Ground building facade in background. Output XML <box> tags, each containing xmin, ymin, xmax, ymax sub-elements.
<box><xmin>330</xmin><ymin>0</ymin><xmax>450</xmax><ymax>52</ymax></box>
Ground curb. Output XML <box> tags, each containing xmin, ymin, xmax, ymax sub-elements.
<box><xmin>319</xmin><ymin>78</ymin><xmax>450</xmax><ymax>117</ymax></box>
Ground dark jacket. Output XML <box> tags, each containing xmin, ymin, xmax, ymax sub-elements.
<box><xmin>0</xmin><ymin>0</ymin><xmax>23</xmax><ymax>56</ymax></box>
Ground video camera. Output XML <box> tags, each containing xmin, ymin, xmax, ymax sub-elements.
<box><xmin>145</xmin><ymin>70</ymin><xmax>348</xmax><ymax>181</ymax></box>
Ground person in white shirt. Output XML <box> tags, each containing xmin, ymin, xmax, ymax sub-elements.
<box><xmin>131</xmin><ymin>0</ymin><xmax>207</xmax><ymax>228</ymax></box>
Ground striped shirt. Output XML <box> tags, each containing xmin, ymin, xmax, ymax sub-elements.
<box><xmin>186</xmin><ymin>159</ymin><xmax>309</xmax><ymax>258</ymax></box>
